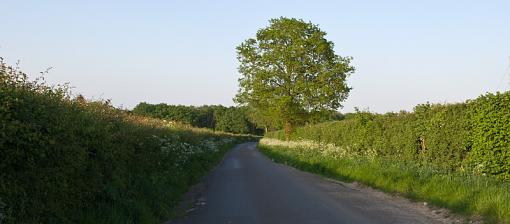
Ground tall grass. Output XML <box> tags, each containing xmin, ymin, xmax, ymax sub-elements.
<box><xmin>259</xmin><ymin>139</ymin><xmax>510</xmax><ymax>223</ymax></box>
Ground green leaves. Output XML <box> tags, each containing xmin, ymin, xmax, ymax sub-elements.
<box><xmin>468</xmin><ymin>92</ymin><xmax>510</xmax><ymax>180</ymax></box>
<box><xmin>235</xmin><ymin>17</ymin><xmax>354</xmax><ymax>135</ymax></box>
<box><xmin>266</xmin><ymin>91</ymin><xmax>510</xmax><ymax>180</ymax></box>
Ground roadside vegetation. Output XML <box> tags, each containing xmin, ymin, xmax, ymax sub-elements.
<box><xmin>260</xmin><ymin>92</ymin><xmax>510</xmax><ymax>223</ymax></box>
<box><xmin>0</xmin><ymin>58</ymin><xmax>255</xmax><ymax>223</ymax></box>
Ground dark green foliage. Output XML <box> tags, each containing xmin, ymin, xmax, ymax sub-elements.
<box><xmin>132</xmin><ymin>103</ymin><xmax>263</xmax><ymax>135</ymax></box>
<box><xmin>0</xmin><ymin>60</ymin><xmax>255</xmax><ymax>223</ymax></box>
<box><xmin>266</xmin><ymin>93</ymin><xmax>510</xmax><ymax>180</ymax></box>
<box><xmin>214</xmin><ymin>106</ymin><xmax>252</xmax><ymax>134</ymax></box>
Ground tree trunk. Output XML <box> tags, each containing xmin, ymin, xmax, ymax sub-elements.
<box><xmin>284</xmin><ymin>121</ymin><xmax>293</xmax><ymax>141</ymax></box>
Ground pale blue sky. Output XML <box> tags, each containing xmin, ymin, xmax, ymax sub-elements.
<box><xmin>1</xmin><ymin>0</ymin><xmax>509</xmax><ymax>113</ymax></box>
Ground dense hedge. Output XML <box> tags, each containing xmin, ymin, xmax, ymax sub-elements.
<box><xmin>132</xmin><ymin>103</ymin><xmax>264</xmax><ymax>135</ymax></box>
<box><xmin>469</xmin><ymin>93</ymin><xmax>510</xmax><ymax>178</ymax></box>
<box><xmin>0</xmin><ymin>60</ymin><xmax>255</xmax><ymax>223</ymax></box>
<box><xmin>266</xmin><ymin>92</ymin><xmax>510</xmax><ymax>180</ymax></box>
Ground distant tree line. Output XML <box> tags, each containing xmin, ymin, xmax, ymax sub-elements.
<box><xmin>132</xmin><ymin>103</ymin><xmax>265</xmax><ymax>135</ymax></box>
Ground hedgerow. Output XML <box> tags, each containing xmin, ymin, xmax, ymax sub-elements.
<box><xmin>468</xmin><ymin>92</ymin><xmax>510</xmax><ymax>179</ymax></box>
<box><xmin>0</xmin><ymin>58</ymin><xmax>255</xmax><ymax>223</ymax></box>
<box><xmin>265</xmin><ymin>93</ymin><xmax>510</xmax><ymax>180</ymax></box>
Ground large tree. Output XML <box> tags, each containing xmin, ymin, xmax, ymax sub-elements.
<box><xmin>234</xmin><ymin>17</ymin><xmax>355</xmax><ymax>140</ymax></box>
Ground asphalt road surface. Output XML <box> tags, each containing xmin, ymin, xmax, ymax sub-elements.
<box><xmin>171</xmin><ymin>142</ymin><xmax>447</xmax><ymax>224</ymax></box>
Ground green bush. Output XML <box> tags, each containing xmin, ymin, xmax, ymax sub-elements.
<box><xmin>468</xmin><ymin>92</ymin><xmax>510</xmax><ymax>180</ymax></box>
<box><xmin>266</xmin><ymin>92</ymin><xmax>510</xmax><ymax>180</ymax></box>
<box><xmin>0</xmin><ymin>59</ymin><xmax>255</xmax><ymax>223</ymax></box>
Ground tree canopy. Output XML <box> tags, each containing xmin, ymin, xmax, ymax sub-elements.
<box><xmin>234</xmin><ymin>17</ymin><xmax>355</xmax><ymax>139</ymax></box>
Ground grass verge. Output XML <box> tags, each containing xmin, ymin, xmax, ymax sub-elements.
<box><xmin>258</xmin><ymin>139</ymin><xmax>510</xmax><ymax>224</ymax></box>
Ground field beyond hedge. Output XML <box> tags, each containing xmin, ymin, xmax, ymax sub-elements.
<box><xmin>0</xmin><ymin>60</ymin><xmax>255</xmax><ymax>223</ymax></box>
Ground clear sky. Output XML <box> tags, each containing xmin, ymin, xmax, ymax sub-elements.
<box><xmin>1</xmin><ymin>0</ymin><xmax>509</xmax><ymax>113</ymax></box>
